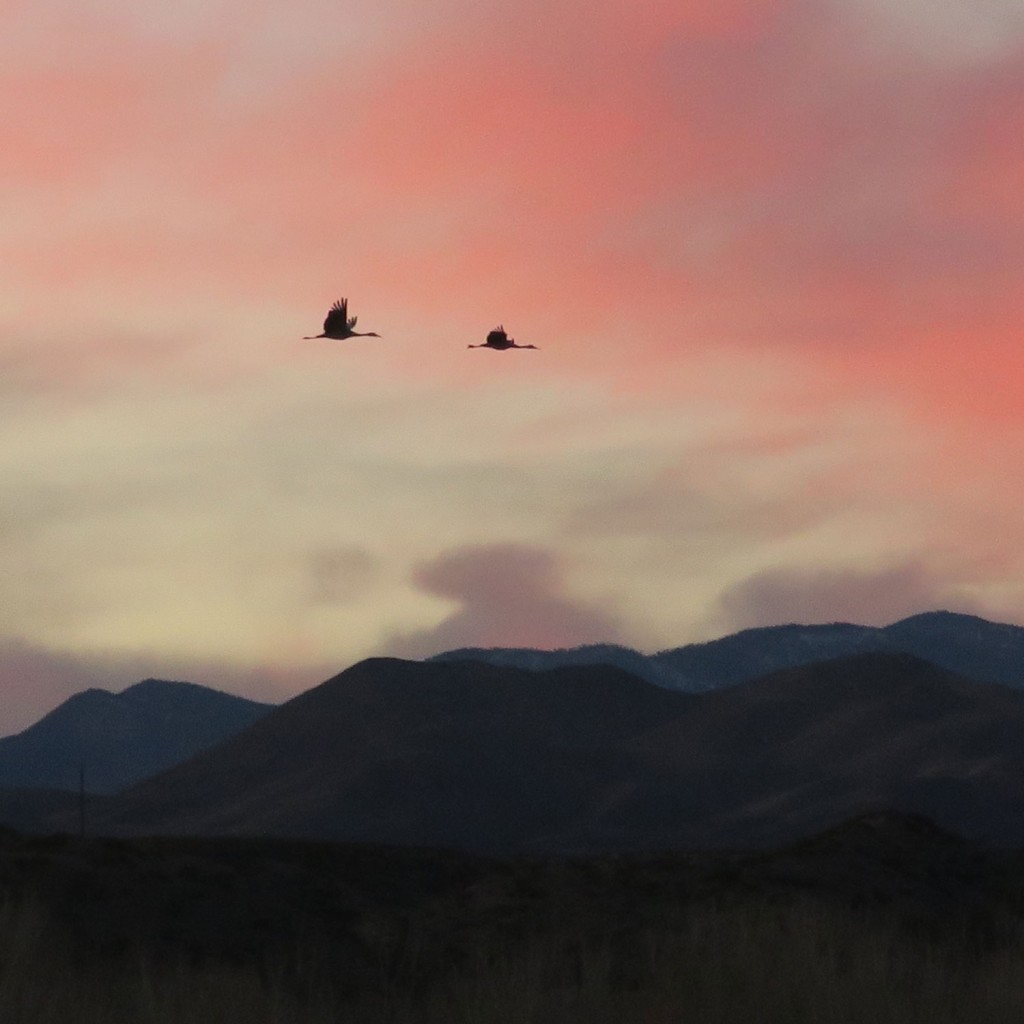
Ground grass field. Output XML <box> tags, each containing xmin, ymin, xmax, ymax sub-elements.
<box><xmin>4</xmin><ymin>891</ymin><xmax>1024</xmax><ymax>1023</ymax></box>
<box><xmin>3</xmin><ymin>814</ymin><xmax>1024</xmax><ymax>1022</ymax></box>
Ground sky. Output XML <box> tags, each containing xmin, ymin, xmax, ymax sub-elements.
<box><xmin>2</xmin><ymin>0</ymin><xmax>1024</xmax><ymax>733</ymax></box>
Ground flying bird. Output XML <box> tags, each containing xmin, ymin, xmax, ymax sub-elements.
<box><xmin>468</xmin><ymin>325</ymin><xmax>537</xmax><ymax>350</ymax></box>
<box><xmin>303</xmin><ymin>298</ymin><xmax>380</xmax><ymax>340</ymax></box>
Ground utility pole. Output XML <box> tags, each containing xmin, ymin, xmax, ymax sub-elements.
<box><xmin>78</xmin><ymin>762</ymin><xmax>85</xmax><ymax>839</ymax></box>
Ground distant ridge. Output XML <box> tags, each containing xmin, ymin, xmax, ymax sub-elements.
<box><xmin>430</xmin><ymin>611</ymin><xmax>1024</xmax><ymax>693</ymax></box>
<box><xmin>0</xmin><ymin>679</ymin><xmax>274</xmax><ymax>794</ymax></box>
<box><xmin>74</xmin><ymin>649</ymin><xmax>1024</xmax><ymax>851</ymax></box>
<box><xmin>428</xmin><ymin>643</ymin><xmax>683</xmax><ymax>690</ymax></box>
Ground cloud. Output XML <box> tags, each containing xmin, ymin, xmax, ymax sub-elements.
<box><xmin>3</xmin><ymin>0</ymin><xmax>1024</xmax><ymax>690</ymax></box>
<box><xmin>713</xmin><ymin>561</ymin><xmax>988</xmax><ymax>631</ymax></box>
<box><xmin>306</xmin><ymin>546</ymin><xmax>378</xmax><ymax>605</ymax></box>
<box><xmin>564</xmin><ymin>448</ymin><xmax>848</xmax><ymax>545</ymax></box>
<box><xmin>385</xmin><ymin>543</ymin><xmax>624</xmax><ymax>658</ymax></box>
<box><xmin>6</xmin><ymin>0</ymin><xmax>1023</xmax><ymax>410</ymax></box>
<box><xmin>851</xmin><ymin>0</ymin><xmax>1024</xmax><ymax>65</ymax></box>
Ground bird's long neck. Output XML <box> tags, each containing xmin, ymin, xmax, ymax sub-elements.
<box><xmin>303</xmin><ymin>333</ymin><xmax>326</xmax><ymax>339</ymax></box>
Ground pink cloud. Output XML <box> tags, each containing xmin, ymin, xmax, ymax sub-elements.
<box><xmin>385</xmin><ymin>543</ymin><xmax>624</xmax><ymax>658</ymax></box>
<box><xmin>4</xmin><ymin>0</ymin><xmax>1024</xmax><ymax>690</ymax></box>
<box><xmin>4</xmin><ymin>1</ymin><xmax>1023</xmax><ymax>417</ymax></box>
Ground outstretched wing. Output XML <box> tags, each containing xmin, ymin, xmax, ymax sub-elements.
<box><xmin>323</xmin><ymin>298</ymin><xmax>349</xmax><ymax>333</ymax></box>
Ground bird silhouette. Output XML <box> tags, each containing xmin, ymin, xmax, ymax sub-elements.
<box><xmin>468</xmin><ymin>325</ymin><xmax>537</xmax><ymax>350</ymax></box>
<box><xmin>303</xmin><ymin>298</ymin><xmax>380</xmax><ymax>340</ymax></box>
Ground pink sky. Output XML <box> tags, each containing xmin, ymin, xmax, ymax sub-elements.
<box><xmin>2</xmin><ymin>0</ymin><xmax>1023</xmax><ymax>732</ymax></box>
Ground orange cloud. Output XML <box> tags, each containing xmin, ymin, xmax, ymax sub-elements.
<box><xmin>5</xmin><ymin>2</ymin><xmax>1024</xmax><ymax>475</ymax></box>
<box><xmin>4</xmin><ymin>1</ymin><xmax>1019</xmax><ymax>430</ymax></box>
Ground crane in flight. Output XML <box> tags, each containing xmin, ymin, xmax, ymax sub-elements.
<box><xmin>303</xmin><ymin>298</ymin><xmax>380</xmax><ymax>340</ymax></box>
<box><xmin>468</xmin><ymin>325</ymin><xmax>537</xmax><ymax>351</ymax></box>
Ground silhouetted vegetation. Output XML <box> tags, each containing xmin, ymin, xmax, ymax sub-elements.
<box><xmin>5</xmin><ymin>886</ymin><xmax>1024</xmax><ymax>1022</ymax></box>
<box><xmin>4</xmin><ymin>815</ymin><xmax>1024</xmax><ymax>1021</ymax></box>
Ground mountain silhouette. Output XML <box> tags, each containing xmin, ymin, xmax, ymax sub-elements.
<box><xmin>74</xmin><ymin>650</ymin><xmax>1024</xmax><ymax>852</ymax></box>
<box><xmin>654</xmin><ymin>611</ymin><xmax>1024</xmax><ymax>691</ymax></box>
<box><xmin>428</xmin><ymin>643</ymin><xmax>683</xmax><ymax>689</ymax></box>
<box><xmin>89</xmin><ymin>659</ymin><xmax>691</xmax><ymax>848</ymax></box>
<box><xmin>432</xmin><ymin>611</ymin><xmax>1024</xmax><ymax>693</ymax></box>
<box><xmin>0</xmin><ymin>679</ymin><xmax>274</xmax><ymax>794</ymax></box>
<box><xmin>610</xmin><ymin>650</ymin><xmax>1024</xmax><ymax>849</ymax></box>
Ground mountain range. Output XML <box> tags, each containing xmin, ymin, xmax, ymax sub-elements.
<box><xmin>83</xmin><ymin>646</ymin><xmax>1024</xmax><ymax>851</ymax></box>
<box><xmin>6</xmin><ymin>610</ymin><xmax>1024</xmax><ymax>852</ymax></box>
<box><xmin>0</xmin><ymin>679</ymin><xmax>274</xmax><ymax>794</ymax></box>
<box><xmin>431</xmin><ymin>610</ymin><xmax>1024</xmax><ymax>692</ymax></box>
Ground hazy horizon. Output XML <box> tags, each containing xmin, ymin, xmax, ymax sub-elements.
<box><xmin>0</xmin><ymin>605</ymin><xmax>1004</xmax><ymax>736</ymax></box>
<box><xmin>4</xmin><ymin>1</ymin><xmax>1024</xmax><ymax>732</ymax></box>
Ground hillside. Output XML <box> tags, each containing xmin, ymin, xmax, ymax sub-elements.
<box><xmin>76</xmin><ymin>651</ymin><xmax>1024</xmax><ymax>851</ymax></box>
<box><xmin>90</xmin><ymin>658</ymin><xmax>690</xmax><ymax>848</ymax></box>
<box><xmin>0</xmin><ymin>679</ymin><xmax>274</xmax><ymax>794</ymax></box>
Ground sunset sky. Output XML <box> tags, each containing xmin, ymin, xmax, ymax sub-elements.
<box><xmin>3</xmin><ymin>0</ymin><xmax>1024</xmax><ymax>732</ymax></box>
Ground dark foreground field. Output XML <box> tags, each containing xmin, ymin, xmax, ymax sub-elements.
<box><xmin>4</xmin><ymin>812</ymin><xmax>1024</xmax><ymax>1022</ymax></box>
